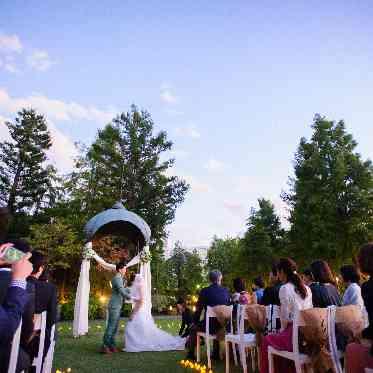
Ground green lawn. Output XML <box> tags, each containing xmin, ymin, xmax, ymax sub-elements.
<box><xmin>53</xmin><ymin>318</ymin><xmax>244</xmax><ymax>373</ymax></box>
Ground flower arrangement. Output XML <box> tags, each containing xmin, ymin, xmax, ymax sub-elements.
<box><xmin>140</xmin><ymin>250</ymin><xmax>152</xmax><ymax>264</ymax></box>
<box><xmin>83</xmin><ymin>244</ymin><xmax>96</xmax><ymax>260</ymax></box>
<box><xmin>179</xmin><ymin>360</ymin><xmax>213</xmax><ymax>373</ymax></box>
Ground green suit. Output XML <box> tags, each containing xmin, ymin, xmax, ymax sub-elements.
<box><xmin>102</xmin><ymin>273</ymin><xmax>130</xmax><ymax>348</ymax></box>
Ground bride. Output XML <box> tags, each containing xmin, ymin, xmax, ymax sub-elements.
<box><xmin>124</xmin><ymin>274</ymin><xmax>185</xmax><ymax>352</ymax></box>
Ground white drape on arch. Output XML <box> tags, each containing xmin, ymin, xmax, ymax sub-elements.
<box><xmin>73</xmin><ymin>242</ymin><xmax>148</xmax><ymax>338</ymax></box>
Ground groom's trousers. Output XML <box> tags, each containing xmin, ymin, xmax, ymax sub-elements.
<box><xmin>103</xmin><ymin>307</ymin><xmax>121</xmax><ymax>348</ymax></box>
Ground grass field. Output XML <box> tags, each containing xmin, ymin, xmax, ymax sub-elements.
<box><xmin>53</xmin><ymin>318</ymin><xmax>243</xmax><ymax>373</ymax></box>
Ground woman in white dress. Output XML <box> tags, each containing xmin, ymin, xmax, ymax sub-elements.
<box><xmin>259</xmin><ymin>258</ymin><xmax>313</xmax><ymax>373</ymax></box>
<box><xmin>124</xmin><ymin>274</ymin><xmax>185</xmax><ymax>352</ymax></box>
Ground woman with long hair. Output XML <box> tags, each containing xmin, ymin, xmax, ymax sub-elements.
<box><xmin>260</xmin><ymin>258</ymin><xmax>313</xmax><ymax>373</ymax></box>
<box><xmin>310</xmin><ymin>260</ymin><xmax>341</xmax><ymax>308</ymax></box>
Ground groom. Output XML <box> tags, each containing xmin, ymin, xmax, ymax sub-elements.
<box><xmin>101</xmin><ymin>261</ymin><xmax>130</xmax><ymax>354</ymax></box>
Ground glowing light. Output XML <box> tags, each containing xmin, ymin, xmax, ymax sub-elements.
<box><xmin>192</xmin><ymin>306</ymin><xmax>196</xmax><ymax>312</ymax></box>
<box><xmin>169</xmin><ymin>306</ymin><xmax>173</xmax><ymax>311</ymax></box>
<box><xmin>99</xmin><ymin>295</ymin><xmax>107</xmax><ymax>303</ymax></box>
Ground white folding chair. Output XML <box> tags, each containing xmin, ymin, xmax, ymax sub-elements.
<box><xmin>225</xmin><ymin>305</ymin><xmax>256</xmax><ymax>373</ymax></box>
<box><xmin>266</xmin><ymin>305</ymin><xmax>280</xmax><ymax>334</ymax></box>
<box><xmin>268</xmin><ymin>309</ymin><xmax>312</xmax><ymax>373</ymax></box>
<box><xmin>42</xmin><ymin>324</ymin><xmax>56</xmax><ymax>373</ymax></box>
<box><xmin>8</xmin><ymin>319</ymin><xmax>23</xmax><ymax>373</ymax></box>
<box><xmin>327</xmin><ymin>306</ymin><xmax>343</xmax><ymax>373</ymax></box>
<box><xmin>31</xmin><ymin>311</ymin><xmax>47</xmax><ymax>373</ymax></box>
<box><xmin>197</xmin><ymin>305</ymin><xmax>233</xmax><ymax>370</ymax></box>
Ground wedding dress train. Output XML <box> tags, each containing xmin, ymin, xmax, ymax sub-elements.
<box><xmin>124</xmin><ymin>274</ymin><xmax>185</xmax><ymax>352</ymax></box>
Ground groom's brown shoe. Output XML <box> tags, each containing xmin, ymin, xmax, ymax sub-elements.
<box><xmin>110</xmin><ymin>347</ymin><xmax>120</xmax><ymax>353</ymax></box>
<box><xmin>100</xmin><ymin>346</ymin><xmax>112</xmax><ymax>354</ymax></box>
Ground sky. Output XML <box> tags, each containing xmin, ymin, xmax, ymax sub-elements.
<box><xmin>1</xmin><ymin>1</ymin><xmax>373</xmax><ymax>252</ymax></box>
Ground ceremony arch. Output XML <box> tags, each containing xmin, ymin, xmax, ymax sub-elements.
<box><xmin>73</xmin><ymin>202</ymin><xmax>152</xmax><ymax>337</ymax></box>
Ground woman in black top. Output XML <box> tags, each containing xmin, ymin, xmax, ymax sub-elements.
<box><xmin>310</xmin><ymin>260</ymin><xmax>341</xmax><ymax>307</ymax></box>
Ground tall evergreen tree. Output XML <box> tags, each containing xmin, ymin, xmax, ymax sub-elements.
<box><xmin>283</xmin><ymin>115</ymin><xmax>373</xmax><ymax>266</ymax></box>
<box><xmin>243</xmin><ymin>198</ymin><xmax>285</xmax><ymax>276</ymax></box>
<box><xmin>0</xmin><ymin>109</ymin><xmax>57</xmax><ymax>214</ymax></box>
<box><xmin>66</xmin><ymin>105</ymin><xmax>189</xmax><ymax>242</ymax></box>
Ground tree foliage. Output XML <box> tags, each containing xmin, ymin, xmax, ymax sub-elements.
<box><xmin>0</xmin><ymin>109</ymin><xmax>58</xmax><ymax>214</ymax></box>
<box><xmin>65</xmin><ymin>105</ymin><xmax>189</xmax><ymax>244</ymax></box>
<box><xmin>283</xmin><ymin>115</ymin><xmax>373</xmax><ymax>266</ymax></box>
<box><xmin>243</xmin><ymin>198</ymin><xmax>285</xmax><ymax>276</ymax></box>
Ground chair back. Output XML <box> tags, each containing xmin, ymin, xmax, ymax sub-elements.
<box><xmin>8</xmin><ymin>319</ymin><xmax>22</xmax><ymax>373</ymax></box>
<box><xmin>265</xmin><ymin>305</ymin><xmax>280</xmax><ymax>334</ymax></box>
<box><xmin>42</xmin><ymin>324</ymin><xmax>56</xmax><ymax>373</ymax></box>
<box><xmin>33</xmin><ymin>311</ymin><xmax>47</xmax><ymax>373</ymax></box>
<box><xmin>292</xmin><ymin>309</ymin><xmax>301</xmax><ymax>355</ymax></box>
<box><xmin>206</xmin><ymin>305</ymin><xmax>233</xmax><ymax>338</ymax></box>
<box><xmin>327</xmin><ymin>306</ymin><xmax>343</xmax><ymax>373</ymax></box>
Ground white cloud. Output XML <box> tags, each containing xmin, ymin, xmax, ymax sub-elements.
<box><xmin>4</xmin><ymin>63</ymin><xmax>19</xmax><ymax>73</ymax></box>
<box><xmin>0</xmin><ymin>88</ymin><xmax>115</xmax><ymax>123</ymax></box>
<box><xmin>175</xmin><ymin>124</ymin><xmax>201</xmax><ymax>139</ymax></box>
<box><xmin>0</xmin><ymin>33</ymin><xmax>23</xmax><ymax>53</ymax></box>
<box><xmin>204</xmin><ymin>158</ymin><xmax>226</xmax><ymax>172</ymax></box>
<box><xmin>160</xmin><ymin>84</ymin><xmax>178</xmax><ymax>105</ymax></box>
<box><xmin>223</xmin><ymin>200</ymin><xmax>246</xmax><ymax>218</ymax></box>
<box><xmin>183</xmin><ymin>175</ymin><xmax>212</xmax><ymax>193</ymax></box>
<box><xmin>27</xmin><ymin>50</ymin><xmax>55</xmax><ymax>71</ymax></box>
<box><xmin>168</xmin><ymin>149</ymin><xmax>189</xmax><ymax>159</ymax></box>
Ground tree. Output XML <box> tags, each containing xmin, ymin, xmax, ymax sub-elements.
<box><xmin>283</xmin><ymin>115</ymin><xmax>373</xmax><ymax>266</ymax></box>
<box><xmin>0</xmin><ymin>109</ymin><xmax>58</xmax><ymax>214</ymax></box>
<box><xmin>27</xmin><ymin>217</ymin><xmax>82</xmax><ymax>296</ymax></box>
<box><xmin>165</xmin><ymin>242</ymin><xmax>204</xmax><ymax>296</ymax></box>
<box><xmin>66</xmin><ymin>106</ymin><xmax>189</xmax><ymax>244</ymax></box>
<box><xmin>243</xmin><ymin>198</ymin><xmax>285</xmax><ymax>277</ymax></box>
<box><xmin>206</xmin><ymin>236</ymin><xmax>244</xmax><ymax>287</ymax></box>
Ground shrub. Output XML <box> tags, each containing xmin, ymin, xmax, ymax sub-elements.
<box><xmin>59</xmin><ymin>294</ymin><xmax>106</xmax><ymax>321</ymax></box>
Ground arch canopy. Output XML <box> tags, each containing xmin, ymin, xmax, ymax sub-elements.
<box><xmin>84</xmin><ymin>202</ymin><xmax>151</xmax><ymax>248</ymax></box>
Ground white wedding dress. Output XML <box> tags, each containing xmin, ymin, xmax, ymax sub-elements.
<box><xmin>124</xmin><ymin>274</ymin><xmax>185</xmax><ymax>352</ymax></box>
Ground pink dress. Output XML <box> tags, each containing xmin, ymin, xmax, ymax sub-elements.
<box><xmin>260</xmin><ymin>283</ymin><xmax>313</xmax><ymax>373</ymax></box>
<box><xmin>345</xmin><ymin>342</ymin><xmax>373</xmax><ymax>373</ymax></box>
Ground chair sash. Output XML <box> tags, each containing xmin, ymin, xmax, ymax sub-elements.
<box><xmin>245</xmin><ymin>304</ymin><xmax>266</xmax><ymax>345</ymax></box>
<box><xmin>299</xmin><ymin>308</ymin><xmax>335</xmax><ymax>373</ymax></box>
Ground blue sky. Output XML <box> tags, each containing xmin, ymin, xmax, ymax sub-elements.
<box><xmin>1</xmin><ymin>1</ymin><xmax>373</xmax><ymax>251</ymax></box>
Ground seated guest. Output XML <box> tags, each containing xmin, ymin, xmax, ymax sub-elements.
<box><xmin>0</xmin><ymin>241</ymin><xmax>35</xmax><ymax>373</ymax></box>
<box><xmin>176</xmin><ymin>298</ymin><xmax>193</xmax><ymax>338</ymax></box>
<box><xmin>302</xmin><ymin>268</ymin><xmax>315</xmax><ymax>287</ymax></box>
<box><xmin>346</xmin><ymin>243</ymin><xmax>373</xmax><ymax>373</ymax></box>
<box><xmin>253</xmin><ymin>276</ymin><xmax>265</xmax><ymax>304</ymax></box>
<box><xmin>260</xmin><ymin>258</ymin><xmax>312</xmax><ymax>373</ymax></box>
<box><xmin>340</xmin><ymin>264</ymin><xmax>364</xmax><ymax>311</ymax></box>
<box><xmin>232</xmin><ymin>277</ymin><xmax>250</xmax><ymax>305</ymax></box>
<box><xmin>262</xmin><ymin>261</ymin><xmax>282</xmax><ymax>306</ymax></box>
<box><xmin>187</xmin><ymin>270</ymin><xmax>230</xmax><ymax>360</ymax></box>
<box><xmin>26</xmin><ymin>251</ymin><xmax>58</xmax><ymax>366</ymax></box>
<box><xmin>310</xmin><ymin>260</ymin><xmax>341</xmax><ymax>308</ymax></box>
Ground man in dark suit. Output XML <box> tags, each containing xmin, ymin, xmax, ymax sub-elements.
<box><xmin>0</xmin><ymin>240</ymin><xmax>35</xmax><ymax>373</ymax></box>
<box><xmin>26</xmin><ymin>251</ymin><xmax>58</xmax><ymax>363</ymax></box>
<box><xmin>187</xmin><ymin>270</ymin><xmax>231</xmax><ymax>360</ymax></box>
<box><xmin>262</xmin><ymin>261</ymin><xmax>282</xmax><ymax>306</ymax></box>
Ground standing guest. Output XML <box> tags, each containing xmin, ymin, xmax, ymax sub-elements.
<box><xmin>0</xmin><ymin>241</ymin><xmax>35</xmax><ymax>373</ymax></box>
<box><xmin>232</xmin><ymin>278</ymin><xmax>251</xmax><ymax>305</ymax></box>
<box><xmin>26</xmin><ymin>251</ymin><xmax>58</xmax><ymax>366</ymax></box>
<box><xmin>252</xmin><ymin>276</ymin><xmax>265</xmax><ymax>304</ymax></box>
<box><xmin>310</xmin><ymin>260</ymin><xmax>341</xmax><ymax>308</ymax></box>
<box><xmin>346</xmin><ymin>243</ymin><xmax>373</xmax><ymax>372</ymax></box>
<box><xmin>102</xmin><ymin>261</ymin><xmax>130</xmax><ymax>354</ymax></box>
<box><xmin>302</xmin><ymin>269</ymin><xmax>315</xmax><ymax>287</ymax></box>
<box><xmin>187</xmin><ymin>270</ymin><xmax>231</xmax><ymax>360</ymax></box>
<box><xmin>260</xmin><ymin>258</ymin><xmax>312</xmax><ymax>373</ymax></box>
<box><xmin>0</xmin><ymin>245</ymin><xmax>33</xmax><ymax>339</ymax></box>
<box><xmin>0</xmin><ymin>207</ymin><xmax>11</xmax><ymax>243</ymax></box>
<box><xmin>176</xmin><ymin>298</ymin><xmax>193</xmax><ymax>338</ymax></box>
<box><xmin>340</xmin><ymin>265</ymin><xmax>365</xmax><ymax>311</ymax></box>
<box><xmin>262</xmin><ymin>262</ymin><xmax>282</xmax><ymax>306</ymax></box>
